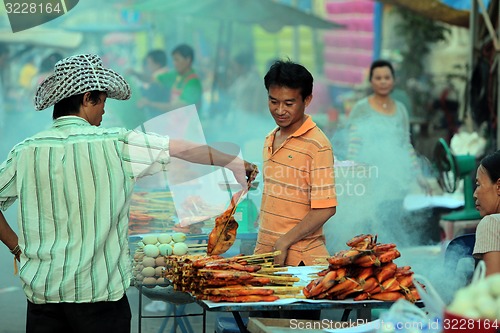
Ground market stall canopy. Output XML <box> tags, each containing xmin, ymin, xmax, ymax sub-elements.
<box><xmin>0</xmin><ymin>27</ymin><xmax>83</xmax><ymax>48</ymax></box>
<box><xmin>133</xmin><ymin>0</ymin><xmax>343</xmax><ymax>32</ymax></box>
<box><xmin>441</xmin><ymin>0</ymin><xmax>490</xmax><ymax>11</ymax></box>
<box><xmin>377</xmin><ymin>0</ymin><xmax>471</xmax><ymax>28</ymax></box>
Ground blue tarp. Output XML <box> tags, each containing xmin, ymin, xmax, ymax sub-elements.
<box><xmin>441</xmin><ymin>0</ymin><xmax>491</xmax><ymax>11</ymax></box>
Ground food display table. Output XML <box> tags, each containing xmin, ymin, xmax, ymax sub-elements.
<box><xmin>197</xmin><ymin>297</ymin><xmax>400</xmax><ymax>333</ymax></box>
<box><xmin>132</xmin><ymin>238</ymin><xmax>422</xmax><ymax>333</ymax></box>
<box><xmin>194</xmin><ymin>266</ymin><xmax>422</xmax><ymax>333</ymax></box>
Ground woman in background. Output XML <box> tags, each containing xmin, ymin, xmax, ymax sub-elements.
<box><xmin>346</xmin><ymin>59</ymin><xmax>429</xmax><ymax>243</ymax></box>
<box><xmin>472</xmin><ymin>151</ymin><xmax>500</xmax><ymax>276</ymax></box>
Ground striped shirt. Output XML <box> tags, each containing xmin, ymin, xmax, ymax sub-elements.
<box><xmin>473</xmin><ymin>214</ymin><xmax>500</xmax><ymax>259</ymax></box>
<box><xmin>255</xmin><ymin>116</ymin><xmax>337</xmax><ymax>266</ymax></box>
<box><xmin>0</xmin><ymin>116</ymin><xmax>170</xmax><ymax>304</ymax></box>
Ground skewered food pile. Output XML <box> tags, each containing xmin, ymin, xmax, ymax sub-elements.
<box><xmin>303</xmin><ymin>234</ymin><xmax>422</xmax><ymax>302</ymax></box>
<box><xmin>163</xmin><ymin>252</ymin><xmax>303</xmax><ymax>302</ymax></box>
<box><xmin>129</xmin><ymin>191</ymin><xmax>213</xmax><ymax>235</ymax></box>
<box><xmin>129</xmin><ymin>191</ymin><xmax>176</xmax><ymax>234</ymax></box>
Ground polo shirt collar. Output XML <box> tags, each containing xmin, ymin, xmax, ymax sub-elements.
<box><xmin>267</xmin><ymin>114</ymin><xmax>316</xmax><ymax>138</ymax></box>
<box><xmin>289</xmin><ymin>115</ymin><xmax>316</xmax><ymax>138</ymax></box>
<box><xmin>53</xmin><ymin>116</ymin><xmax>91</xmax><ymax>128</ymax></box>
<box><xmin>265</xmin><ymin>115</ymin><xmax>317</xmax><ymax>154</ymax></box>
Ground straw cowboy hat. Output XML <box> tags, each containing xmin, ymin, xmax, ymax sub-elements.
<box><xmin>34</xmin><ymin>53</ymin><xmax>131</xmax><ymax>111</ymax></box>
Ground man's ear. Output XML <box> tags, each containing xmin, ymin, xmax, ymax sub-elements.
<box><xmin>496</xmin><ymin>179</ymin><xmax>500</xmax><ymax>195</ymax></box>
<box><xmin>82</xmin><ymin>92</ymin><xmax>92</xmax><ymax>106</ymax></box>
<box><xmin>305</xmin><ymin>94</ymin><xmax>313</xmax><ymax>107</ymax></box>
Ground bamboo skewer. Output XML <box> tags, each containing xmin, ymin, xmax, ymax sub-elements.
<box><xmin>277</xmin><ymin>294</ymin><xmax>307</xmax><ymax>299</ymax></box>
<box><xmin>251</xmin><ymin>286</ymin><xmax>303</xmax><ymax>294</ymax></box>
<box><xmin>189</xmin><ymin>251</ymin><xmax>280</xmax><ymax>265</ymax></box>
<box><xmin>257</xmin><ymin>267</ymin><xmax>289</xmax><ymax>274</ymax></box>
<box><xmin>202</xmin><ymin>286</ymin><xmax>304</xmax><ymax>295</ymax></box>
<box><xmin>187</xmin><ymin>244</ymin><xmax>208</xmax><ymax>248</ymax></box>
<box><xmin>232</xmin><ymin>251</ymin><xmax>281</xmax><ymax>261</ymax></box>
<box><xmin>249</xmin><ymin>273</ymin><xmax>300</xmax><ymax>283</ymax></box>
<box><xmin>233</xmin><ymin>251</ymin><xmax>281</xmax><ymax>265</ymax></box>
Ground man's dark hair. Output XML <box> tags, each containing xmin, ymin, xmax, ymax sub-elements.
<box><xmin>369</xmin><ymin>59</ymin><xmax>395</xmax><ymax>81</ymax></box>
<box><xmin>264</xmin><ymin>59</ymin><xmax>313</xmax><ymax>101</ymax></box>
<box><xmin>147</xmin><ymin>49</ymin><xmax>167</xmax><ymax>67</ymax></box>
<box><xmin>172</xmin><ymin>44</ymin><xmax>194</xmax><ymax>63</ymax></box>
<box><xmin>52</xmin><ymin>91</ymin><xmax>103</xmax><ymax>120</ymax></box>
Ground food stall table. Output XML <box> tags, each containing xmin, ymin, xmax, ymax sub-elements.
<box><xmin>197</xmin><ymin>297</ymin><xmax>403</xmax><ymax>333</ymax></box>
<box><xmin>194</xmin><ymin>266</ymin><xmax>423</xmax><ymax>333</ymax></box>
<box><xmin>136</xmin><ymin>283</ymin><xmax>206</xmax><ymax>333</ymax></box>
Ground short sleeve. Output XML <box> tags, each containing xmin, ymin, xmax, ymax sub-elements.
<box><xmin>473</xmin><ymin>215</ymin><xmax>500</xmax><ymax>258</ymax></box>
<box><xmin>0</xmin><ymin>149</ymin><xmax>18</xmax><ymax>210</ymax></box>
<box><xmin>310</xmin><ymin>145</ymin><xmax>337</xmax><ymax>208</ymax></box>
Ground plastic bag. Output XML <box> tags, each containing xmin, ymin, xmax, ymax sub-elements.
<box><xmin>471</xmin><ymin>260</ymin><xmax>486</xmax><ymax>283</ymax></box>
<box><xmin>375</xmin><ymin>273</ymin><xmax>447</xmax><ymax>333</ymax></box>
<box><xmin>413</xmin><ymin>273</ymin><xmax>446</xmax><ymax>319</ymax></box>
<box><xmin>376</xmin><ymin>298</ymin><xmax>441</xmax><ymax>333</ymax></box>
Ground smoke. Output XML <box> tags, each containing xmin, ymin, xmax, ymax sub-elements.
<box><xmin>399</xmin><ymin>245</ymin><xmax>475</xmax><ymax>305</ymax></box>
<box><xmin>325</xmin><ymin>107</ymin><xmax>424</xmax><ymax>251</ymax></box>
<box><xmin>203</xmin><ymin>108</ymin><xmax>275</xmax><ymax>220</ymax></box>
<box><xmin>324</xmin><ymin>106</ymin><xmax>471</xmax><ymax>306</ymax></box>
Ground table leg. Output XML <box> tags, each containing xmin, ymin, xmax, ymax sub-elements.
<box><xmin>232</xmin><ymin>311</ymin><xmax>249</xmax><ymax>333</ymax></box>
<box><xmin>138</xmin><ymin>284</ymin><xmax>143</xmax><ymax>333</ymax></box>
<box><xmin>173</xmin><ymin>305</ymin><xmax>190</xmax><ymax>333</ymax></box>
<box><xmin>170</xmin><ymin>314</ymin><xmax>177</xmax><ymax>333</ymax></box>
<box><xmin>158</xmin><ymin>303</ymin><xmax>171</xmax><ymax>333</ymax></box>
<box><xmin>341</xmin><ymin>309</ymin><xmax>351</xmax><ymax>321</ymax></box>
<box><xmin>202</xmin><ymin>308</ymin><xmax>206</xmax><ymax>333</ymax></box>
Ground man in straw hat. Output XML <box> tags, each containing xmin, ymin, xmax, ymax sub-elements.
<box><xmin>0</xmin><ymin>53</ymin><xmax>257</xmax><ymax>332</ymax></box>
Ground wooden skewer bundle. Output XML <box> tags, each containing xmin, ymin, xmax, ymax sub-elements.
<box><xmin>162</xmin><ymin>251</ymin><xmax>302</xmax><ymax>302</ymax></box>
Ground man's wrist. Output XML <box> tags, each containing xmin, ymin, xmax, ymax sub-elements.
<box><xmin>10</xmin><ymin>244</ymin><xmax>21</xmax><ymax>256</ymax></box>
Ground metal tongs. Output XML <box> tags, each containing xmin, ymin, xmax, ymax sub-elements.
<box><xmin>227</xmin><ymin>167</ymin><xmax>258</xmax><ymax>218</ymax></box>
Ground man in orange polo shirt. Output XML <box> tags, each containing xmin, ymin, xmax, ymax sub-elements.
<box><xmin>254</xmin><ymin>59</ymin><xmax>337</xmax><ymax>268</ymax></box>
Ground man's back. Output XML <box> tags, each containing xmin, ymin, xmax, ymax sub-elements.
<box><xmin>0</xmin><ymin>116</ymin><xmax>171</xmax><ymax>303</ymax></box>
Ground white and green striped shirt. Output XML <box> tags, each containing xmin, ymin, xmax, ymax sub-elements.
<box><xmin>0</xmin><ymin>116</ymin><xmax>170</xmax><ymax>304</ymax></box>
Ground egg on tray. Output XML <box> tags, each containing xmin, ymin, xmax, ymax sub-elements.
<box><xmin>132</xmin><ymin>232</ymin><xmax>199</xmax><ymax>287</ymax></box>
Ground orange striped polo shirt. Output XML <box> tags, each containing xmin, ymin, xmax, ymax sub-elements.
<box><xmin>255</xmin><ymin>115</ymin><xmax>337</xmax><ymax>266</ymax></box>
